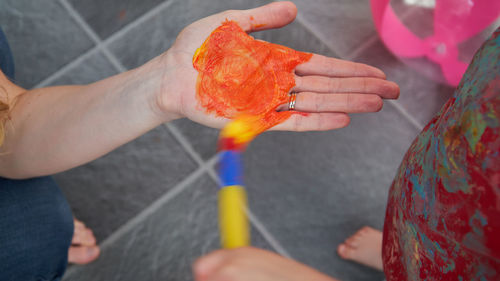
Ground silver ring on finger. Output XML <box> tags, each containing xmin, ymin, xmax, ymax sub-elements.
<box><xmin>288</xmin><ymin>93</ymin><xmax>297</xmax><ymax>111</ymax></box>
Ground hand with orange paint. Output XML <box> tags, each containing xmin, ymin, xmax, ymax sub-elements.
<box><xmin>156</xmin><ymin>1</ymin><xmax>399</xmax><ymax>132</ymax></box>
<box><xmin>193</xmin><ymin>247</ymin><xmax>341</xmax><ymax>281</ymax></box>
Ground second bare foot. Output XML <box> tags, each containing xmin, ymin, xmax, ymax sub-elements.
<box><xmin>337</xmin><ymin>226</ymin><xmax>383</xmax><ymax>271</ymax></box>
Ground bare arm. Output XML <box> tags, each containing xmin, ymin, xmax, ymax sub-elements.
<box><xmin>0</xmin><ymin>61</ymin><xmax>177</xmax><ymax>178</ymax></box>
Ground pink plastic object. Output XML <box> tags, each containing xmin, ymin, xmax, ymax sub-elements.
<box><xmin>371</xmin><ymin>0</ymin><xmax>500</xmax><ymax>86</ymax></box>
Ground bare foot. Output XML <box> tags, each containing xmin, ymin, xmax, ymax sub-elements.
<box><xmin>68</xmin><ymin>218</ymin><xmax>100</xmax><ymax>264</ymax></box>
<box><xmin>337</xmin><ymin>226</ymin><xmax>383</xmax><ymax>271</ymax></box>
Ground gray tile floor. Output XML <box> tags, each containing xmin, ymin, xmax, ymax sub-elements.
<box><xmin>0</xmin><ymin>0</ymin><xmax>457</xmax><ymax>280</ymax></box>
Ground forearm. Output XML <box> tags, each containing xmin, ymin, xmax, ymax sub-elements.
<box><xmin>0</xmin><ymin>59</ymin><xmax>178</xmax><ymax>179</ymax></box>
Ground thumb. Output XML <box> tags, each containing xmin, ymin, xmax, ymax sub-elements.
<box><xmin>234</xmin><ymin>1</ymin><xmax>298</xmax><ymax>33</ymax></box>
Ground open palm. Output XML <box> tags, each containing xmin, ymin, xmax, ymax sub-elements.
<box><xmin>157</xmin><ymin>2</ymin><xmax>399</xmax><ymax>131</ymax></box>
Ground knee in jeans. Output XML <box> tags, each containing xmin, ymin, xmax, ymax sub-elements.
<box><xmin>0</xmin><ymin>176</ymin><xmax>74</xmax><ymax>280</ymax></box>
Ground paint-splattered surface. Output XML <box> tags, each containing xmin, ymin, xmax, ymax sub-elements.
<box><xmin>192</xmin><ymin>20</ymin><xmax>311</xmax><ymax>134</ymax></box>
<box><xmin>383</xmin><ymin>28</ymin><xmax>500</xmax><ymax>280</ymax></box>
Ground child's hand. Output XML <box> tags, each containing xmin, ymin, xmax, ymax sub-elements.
<box><xmin>153</xmin><ymin>1</ymin><xmax>399</xmax><ymax>131</ymax></box>
<box><xmin>193</xmin><ymin>247</ymin><xmax>340</xmax><ymax>281</ymax></box>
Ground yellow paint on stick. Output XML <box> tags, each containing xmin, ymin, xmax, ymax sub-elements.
<box><xmin>218</xmin><ymin>185</ymin><xmax>249</xmax><ymax>248</ymax></box>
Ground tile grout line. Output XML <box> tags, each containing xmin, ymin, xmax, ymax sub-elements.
<box><xmin>246</xmin><ymin>208</ymin><xmax>292</xmax><ymax>258</ymax></box>
<box><xmin>59</xmin><ymin>0</ymin><xmax>127</xmax><ymax>73</ymax></box>
<box><xmin>294</xmin><ymin>8</ymin><xmax>380</xmax><ymax>63</ymax></box>
<box><xmin>60</xmin><ymin>0</ymin><xmax>176</xmax><ymax>73</ymax></box>
<box><xmin>294</xmin><ymin>13</ymin><xmax>342</xmax><ymax>57</ymax></box>
<box><xmin>100</xmin><ymin>0</ymin><xmax>175</xmax><ymax>48</ymax></box>
<box><xmin>59</xmin><ymin>0</ymin><xmax>100</xmax><ymax>44</ymax></box>
<box><xmin>164</xmin><ymin>123</ymin><xmax>207</xmax><ymax>167</ymax></box>
<box><xmin>164</xmin><ymin>122</ymin><xmax>219</xmax><ymax>200</ymax></box>
<box><xmin>34</xmin><ymin>47</ymin><xmax>99</xmax><ymax>88</ymax></box>
<box><xmin>345</xmin><ymin>33</ymin><xmax>379</xmax><ymax>61</ymax></box>
<box><xmin>388</xmin><ymin>100</ymin><xmax>424</xmax><ymax>130</ymax></box>
<box><xmin>100</xmin><ymin>164</ymin><xmax>211</xmax><ymax>250</ymax></box>
<box><xmin>36</xmin><ymin>0</ymin><xmax>174</xmax><ymax>88</ymax></box>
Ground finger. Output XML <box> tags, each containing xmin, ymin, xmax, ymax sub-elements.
<box><xmin>295</xmin><ymin>54</ymin><xmax>386</xmax><ymax>79</ymax></box>
<box><xmin>68</xmin><ymin>245</ymin><xmax>100</xmax><ymax>265</ymax></box>
<box><xmin>232</xmin><ymin>1</ymin><xmax>297</xmax><ymax>33</ymax></box>
<box><xmin>294</xmin><ymin>76</ymin><xmax>400</xmax><ymax>99</ymax></box>
<box><xmin>277</xmin><ymin>92</ymin><xmax>383</xmax><ymax>113</ymax></box>
<box><xmin>271</xmin><ymin>112</ymin><xmax>350</xmax><ymax>131</ymax></box>
<box><xmin>193</xmin><ymin>249</ymin><xmax>230</xmax><ymax>281</ymax></box>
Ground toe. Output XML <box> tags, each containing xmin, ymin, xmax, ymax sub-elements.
<box><xmin>72</xmin><ymin>228</ymin><xmax>97</xmax><ymax>246</ymax></box>
<box><xmin>80</xmin><ymin>229</ymin><xmax>97</xmax><ymax>246</ymax></box>
<box><xmin>74</xmin><ymin>218</ymin><xmax>85</xmax><ymax>229</ymax></box>
<box><xmin>360</xmin><ymin>226</ymin><xmax>375</xmax><ymax>235</ymax></box>
<box><xmin>337</xmin><ymin>244</ymin><xmax>353</xmax><ymax>260</ymax></box>
<box><xmin>68</xmin><ymin>245</ymin><xmax>100</xmax><ymax>265</ymax></box>
<box><xmin>345</xmin><ymin>227</ymin><xmax>372</xmax><ymax>246</ymax></box>
<box><xmin>72</xmin><ymin>229</ymin><xmax>83</xmax><ymax>244</ymax></box>
<box><xmin>345</xmin><ymin>236</ymin><xmax>359</xmax><ymax>248</ymax></box>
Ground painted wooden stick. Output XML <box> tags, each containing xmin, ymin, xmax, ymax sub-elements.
<box><xmin>217</xmin><ymin>119</ymin><xmax>256</xmax><ymax>249</ymax></box>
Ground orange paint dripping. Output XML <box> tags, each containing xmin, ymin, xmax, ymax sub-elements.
<box><xmin>193</xmin><ymin>20</ymin><xmax>312</xmax><ymax>135</ymax></box>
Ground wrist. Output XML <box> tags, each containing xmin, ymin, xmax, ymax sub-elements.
<box><xmin>141</xmin><ymin>49</ymin><xmax>186</xmax><ymax>123</ymax></box>
<box><xmin>123</xmin><ymin>52</ymin><xmax>181</xmax><ymax>125</ymax></box>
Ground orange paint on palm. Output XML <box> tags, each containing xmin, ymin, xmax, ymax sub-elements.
<box><xmin>193</xmin><ymin>20</ymin><xmax>312</xmax><ymax>134</ymax></box>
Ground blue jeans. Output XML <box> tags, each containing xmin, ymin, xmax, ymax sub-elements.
<box><xmin>0</xmin><ymin>177</ymin><xmax>74</xmax><ymax>281</ymax></box>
